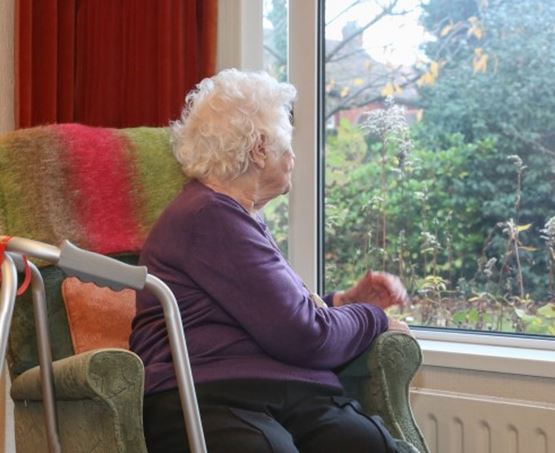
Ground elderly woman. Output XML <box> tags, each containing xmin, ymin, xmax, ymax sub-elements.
<box><xmin>130</xmin><ymin>69</ymin><xmax>412</xmax><ymax>453</ymax></box>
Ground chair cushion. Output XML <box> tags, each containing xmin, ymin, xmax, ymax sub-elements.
<box><xmin>61</xmin><ymin>277</ymin><xmax>136</xmax><ymax>354</ymax></box>
<box><xmin>8</xmin><ymin>265</ymin><xmax>75</xmax><ymax>378</ymax></box>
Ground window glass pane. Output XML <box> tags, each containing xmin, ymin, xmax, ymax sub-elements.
<box><xmin>323</xmin><ymin>0</ymin><xmax>555</xmax><ymax>337</ymax></box>
<box><xmin>263</xmin><ymin>0</ymin><xmax>289</xmax><ymax>256</ymax></box>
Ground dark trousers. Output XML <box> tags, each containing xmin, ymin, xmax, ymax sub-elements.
<box><xmin>143</xmin><ymin>379</ymin><xmax>398</xmax><ymax>453</ymax></box>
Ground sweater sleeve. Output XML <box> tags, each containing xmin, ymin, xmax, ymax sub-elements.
<box><xmin>322</xmin><ymin>292</ymin><xmax>335</xmax><ymax>308</ymax></box>
<box><xmin>186</xmin><ymin>199</ymin><xmax>388</xmax><ymax>370</ymax></box>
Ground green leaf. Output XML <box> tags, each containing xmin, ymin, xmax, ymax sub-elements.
<box><xmin>516</xmin><ymin>223</ymin><xmax>533</xmax><ymax>232</ymax></box>
<box><xmin>537</xmin><ymin>303</ymin><xmax>555</xmax><ymax>318</ymax></box>
<box><xmin>467</xmin><ymin>308</ymin><xmax>479</xmax><ymax>324</ymax></box>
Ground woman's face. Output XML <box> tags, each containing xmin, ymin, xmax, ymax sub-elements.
<box><xmin>261</xmin><ymin>146</ymin><xmax>296</xmax><ymax>198</ymax></box>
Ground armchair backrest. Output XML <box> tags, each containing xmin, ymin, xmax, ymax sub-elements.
<box><xmin>0</xmin><ymin>124</ymin><xmax>186</xmax><ymax>377</ymax></box>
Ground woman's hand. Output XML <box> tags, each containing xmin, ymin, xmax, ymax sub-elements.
<box><xmin>333</xmin><ymin>271</ymin><xmax>409</xmax><ymax>310</ymax></box>
<box><xmin>387</xmin><ymin>317</ymin><xmax>413</xmax><ymax>336</ymax></box>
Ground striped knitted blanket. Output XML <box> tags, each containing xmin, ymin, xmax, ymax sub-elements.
<box><xmin>0</xmin><ymin>124</ymin><xmax>186</xmax><ymax>256</ymax></box>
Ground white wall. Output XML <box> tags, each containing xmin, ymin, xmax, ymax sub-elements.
<box><xmin>216</xmin><ymin>0</ymin><xmax>263</xmax><ymax>72</ymax></box>
<box><xmin>0</xmin><ymin>0</ymin><xmax>14</xmax><ymax>133</ymax></box>
<box><xmin>0</xmin><ymin>0</ymin><xmax>16</xmax><ymax>449</ymax></box>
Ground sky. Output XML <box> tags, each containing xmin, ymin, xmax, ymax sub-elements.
<box><xmin>262</xmin><ymin>0</ymin><xmax>432</xmax><ymax>67</ymax></box>
<box><xmin>325</xmin><ymin>0</ymin><xmax>431</xmax><ymax>66</ymax></box>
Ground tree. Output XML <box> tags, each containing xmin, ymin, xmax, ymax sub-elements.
<box><xmin>416</xmin><ymin>0</ymin><xmax>555</xmax><ymax>300</ymax></box>
<box><xmin>264</xmin><ymin>0</ymin><xmax>288</xmax><ymax>81</ymax></box>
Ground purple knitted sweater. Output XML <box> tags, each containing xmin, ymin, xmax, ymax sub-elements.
<box><xmin>129</xmin><ymin>180</ymin><xmax>388</xmax><ymax>395</ymax></box>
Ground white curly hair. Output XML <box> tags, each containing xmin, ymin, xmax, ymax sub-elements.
<box><xmin>171</xmin><ymin>69</ymin><xmax>297</xmax><ymax>181</ymax></box>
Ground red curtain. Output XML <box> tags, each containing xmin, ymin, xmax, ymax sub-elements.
<box><xmin>15</xmin><ymin>0</ymin><xmax>217</xmax><ymax>128</ymax></box>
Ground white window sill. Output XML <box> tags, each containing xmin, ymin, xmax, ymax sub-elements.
<box><xmin>414</xmin><ymin>329</ymin><xmax>555</xmax><ymax>379</ymax></box>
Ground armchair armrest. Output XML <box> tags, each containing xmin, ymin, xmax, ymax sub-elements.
<box><xmin>11</xmin><ymin>348</ymin><xmax>144</xmax><ymax>401</ymax></box>
<box><xmin>338</xmin><ymin>331</ymin><xmax>429</xmax><ymax>453</ymax></box>
<box><xmin>11</xmin><ymin>349</ymin><xmax>147</xmax><ymax>453</ymax></box>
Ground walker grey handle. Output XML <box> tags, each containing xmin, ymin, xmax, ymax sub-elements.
<box><xmin>58</xmin><ymin>240</ymin><xmax>147</xmax><ymax>291</ymax></box>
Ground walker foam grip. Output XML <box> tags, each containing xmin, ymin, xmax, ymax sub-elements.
<box><xmin>57</xmin><ymin>240</ymin><xmax>147</xmax><ymax>291</ymax></box>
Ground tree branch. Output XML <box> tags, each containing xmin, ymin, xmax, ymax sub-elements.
<box><xmin>326</xmin><ymin>0</ymin><xmax>364</xmax><ymax>26</ymax></box>
<box><xmin>327</xmin><ymin>47</ymin><xmax>370</xmax><ymax>64</ymax></box>
<box><xmin>263</xmin><ymin>44</ymin><xmax>286</xmax><ymax>66</ymax></box>
<box><xmin>325</xmin><ymin>73</ymin><xmax>421</xmax><ymax>120</ymax></box>
<box><xmin>325</xmin><ymin>0</ymin><xmax>403</xmax><ymax>62</ymax></box>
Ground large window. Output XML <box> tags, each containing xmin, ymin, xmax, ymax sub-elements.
<box><xmin>321</xmin><ymin>0</ymin><xmax>555</xmax><ymax>337</ymax></box>
<box><xmin>263</xmin><ymin>0</ymin><xmax>290</xmax><ymax>256</ymax></box>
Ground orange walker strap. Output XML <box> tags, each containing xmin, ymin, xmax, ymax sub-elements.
<box><xmin>0</xmin><ymin>236</ymin><xmax>31</xmax><ymax>295</ymax></box>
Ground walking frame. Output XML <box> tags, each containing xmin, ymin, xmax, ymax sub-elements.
<box><xmin>0</xmin><ymin>236</ymin><xmax>208</xmax><ymax>453</ymax></box>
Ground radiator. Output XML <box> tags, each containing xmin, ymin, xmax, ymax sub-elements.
<box><xmin>410</xmin><ymin>389</ymin><xmax>555</xmax><ymax>453</ymax></box>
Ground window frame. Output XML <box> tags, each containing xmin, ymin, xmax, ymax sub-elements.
<box><xmin>287</xmin><ymin>0</ymin><xmax>324</xmax><ymax>292</ymax></box>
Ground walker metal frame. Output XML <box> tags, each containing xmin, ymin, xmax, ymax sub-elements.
<box><xmin>0</xmin><ymin>236</ymin><xmax>207</xmax><ymax>453</ymax></box>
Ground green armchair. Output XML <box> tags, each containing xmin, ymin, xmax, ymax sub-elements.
<box><xmin>0</xmin><ymin>124</ymin><xmax>428</xmax><ymax>453</ymax></box>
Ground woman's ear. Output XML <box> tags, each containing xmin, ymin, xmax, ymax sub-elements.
<box><xmin>249</xmin><ymin>140</ymin><xmax>267</xmax><ymax>169</ymax></box>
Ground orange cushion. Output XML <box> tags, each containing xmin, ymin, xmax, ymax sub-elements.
<box><xmin>61</xmin><ymin>277</ymin><xmax>136</xmax><ymax>354</ymax></box>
